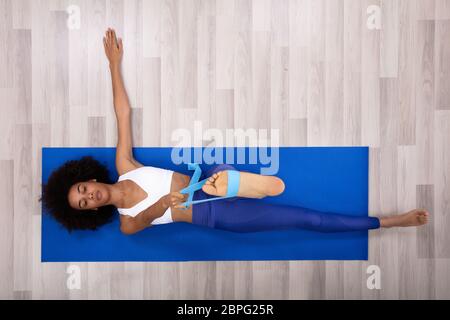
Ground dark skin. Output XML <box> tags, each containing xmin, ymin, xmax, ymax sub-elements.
<box><xmin>68</xmin><ymin>28</ymin><xmax>431</xmax><ymax>234</ymax></box>
<box><xmin>67</xmin><ymin>28</ymin><xmax>193</xmax><ymax>235</ymax></box>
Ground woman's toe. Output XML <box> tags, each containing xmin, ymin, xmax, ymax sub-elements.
<box><xmin>202</xmin><ymin>184</ymin><xmax>217</xmax><ymax>195</ymax></box>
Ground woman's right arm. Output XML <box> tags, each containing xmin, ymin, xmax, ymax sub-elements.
<box><xmin>120</xmin><ymin>192</ymin><xmax>188</xmax><ymax>235</ymax></box>
<box><xmin>104</xmin><ymin>28</ymin><xmax>128</xmax><ymax>117</ymax></box>
<box><xmin>103</xmin><ymin>28</ymin><xmax>141</xmax><ymax>174</ymax></box>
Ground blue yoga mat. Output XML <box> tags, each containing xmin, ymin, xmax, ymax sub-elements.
<box><xmin>41</xmin><ymin>147</ymin><xmax>369</xmax><ymax>262</ymax></box>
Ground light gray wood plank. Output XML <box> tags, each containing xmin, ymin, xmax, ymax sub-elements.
<box><xmin>49</xmin><ymin>11</ymin><xmax>70</xmax><ymax>146</ymax></box>
<box><xmin>142</xmin><ymin>58</ymin><xmax>162</xmax><ymax>146</ymax></box>
<box><xmin>0</xmin><ymin>88</ymin><xmax>17</xmax><ymax>159</ymax></box>
<box><xmin>252</xmin><ymin>261</ymin><xmax>289</xmax><ymax>299</ymax></box>
<box><xmin>289</xmin><ymin>261</ymin><xmax>325</xmax><ymax>299</ymax></box>
<box><xmin>131</xmin><ymin>108</ymin><xmax>143</xmax><ymax>147</ymax></box>
<box><xmin>0</xmin><ymin>0</ymin><xmax>13</xmax><ymax>88</ymax></box>
<box><xmin>31</xmin><ymin>216</ymin><xmax>69</xmax><ymax>299</ymax></box>
<box><xmin>87</xmin><ymin>0</ymin><xmax>107</xmax><ymax>118</ymax></box>
<box><xmin>69</xmin><ymin>105</ymin><xmax>89</xmax><ymax>145</ymax></box>
<box><xmin>416</xmin><ymin>0</ymin><xmax>435</xmax><ymax>20</ymax></box>
<box><xmin>123</xmin><ymin>0</ymin><xmax>140</xmax><ymax>111</ymax></box>
<box><xmin>216</xmin><ymin>262</ymin><xmax>235</xmax><ymax>299</ymax></box>
<box><xmin>434</xmin><ymin>110</ymin><xmax>450</xmax><ymax>258</ymax></box>
<box><xmin>180</xmin><ymin>262</ymin><xmax>217</xmax><ymax>299</ymax></box>
<box><xmin>415</xmin><ymin>259</ymin><xmax>436</xmax><ymax>299</ymax></box>
<box><xmin>31</xmin><ymin>0</ymin><xmax>52</xmax><ymax>124</ymax></box>
<box><xmin>68</xmin><ymin>2</ymin><xmax>88</xmax><ymax>108</ymax></box>
<box><xmin>435</xmin><ymin>20</ymin><xmax>450</xmax><ymax>110</ymax></box>
<box><xmin>436</xmin><ymin>259</ymin><xmax>450</xmax><ymax>298</ymax></box>
<box><xmin>271</xmin><ymin>0</ymin><xmax>288</xmax><ymax>47</ymax></box>
<box><xmin>252</xmin><ymin>0</ymin><xmax>271</xmax><ymax>31</ymax></box>
<box><xmin>234</xmin><ymin>0</ymin><xmax>253</xmax><ymax>129</ymax></box>
<box><xmin>288</xmin><ymin>0</ymin><xmax>308</xmax><ymax>120</ymax></box>
<box><xmin>362</xmin><ymin>147</ymin><xmax>381</xmax><ymax>300</ymax></box>
<box><xmin>343</xmin><ymin>261</ymin><xmax>363</xmax><ymax>299</ymax></box>
<box><xmin>136</xmin><ymin>4</ymin><xmax>145</xmax><ymax>115</ymax></box>
<box><xmin>12</xmin><ymin>0</ymin><xmax>31</xmax><ymax>30</ymax></box>
<box><xmin>397</xmin><ymin>0</ymin><xmax>416</xmax><ymax>145</ymax></box>
<box><xmin>250</xmin><ymin>31</ymin><xmax>270</xmax><ymax>130</ymax></box>
<box><xmin>107</xmin><ymin>0</ymin><xmax>124</xmax><ymax>33</ymax></box>
<box><xmin>415</xmin><ymin>20</ymin><xmax>435</xmax><ymax>185</ymax></box>
<box><xmin>197</xmin><ymin>0</ymin><xmax>215</xmax><ymax>128</ymax></box>
<box><xmin>325</xmin><ymin>261</ymin><xmax>344</xmax><ymax>299</ymax></box>
<box><xmin>306</xmin><ymin>0</ymin><xmax>325</xmax><ymax>146</ymax></box>
<box><xmin>0</xmin><ymin>161</ymin><xmax>14</xmax><ymax>299</ymax></box>
<box><xmin>380</xmin><ymin>0</ymin><xmax>399</xmax><ymax>77</ymax></box>
<box><xmin>397</xmin><ymin>145</ymin><xmax>419</xmax><ymax>299</ymax></box>
<box><xmin>143</xmin><ymin>0</ymin><xmax>161</xmax><ymax>58</ymax></box>
<box><xmin>213</xmin><ymin>90</ymin><xmax>234</xmax><ymax>131</ymax></box>
<box><xmin>361</xmin><ymin>0</ymin><xmax>381</xmax><ymax>148</ymax></box>
<box><xmin>286</xmin><ymin>119</ymin><xmax>307</xmax><ymax>146</ymax></box>
<box><xmin>234</xmin><ymin>261</ymin><xmax>252</xmax><ymax>299</ymax></box>
<box><xmin>324</xmin><ymin>0</ymin><xmax>343</xmax><ymax>146</ymax></box>
<box><xmin>378</xmin><ymin>145</ymin><xmax>399</xmax><ymax>299</ymax></box>
<box><xmin>417</xmin><ymin>185</ymin><xmax>435</xmax><ymax>258</ymax></box>
<box><xmin>215</xmin><ymin>0</ymin><xmax>234</xmax><ymax>90</ymax></box>
<box><xmin>160</xmin><ymin>0</ymin><xmax>180</xmax><ymax>145</ymax></box>
<box><xmin>12</xmin><ymin>29</ymin><xmax>32</xmax><ymax>124</ymax></box>
<box><xmin>143</xmin><ymin>263</ymin><xmax>180</xmax><ymax>299</ymax></box>
<box><xmin>143</xmin><ymin>264</ymin><xmax>163</xmax><ymax>299</ymax></box>
<box><xmin>436</xmin><ymin>0</ymin><xmax>450</xmax><ymax>19</ymax></box>
<box><xmin>88</xmin><ymin>116</ymin><xmax>106</xmax><ymax>147</ymax></box>
<box><xmin>380</xmin><ymin>79</ymin><xmax>399</xmax><ymax>147</ymax></box>
<box><xmin>13</xmin><ymin>291</ymin><xmax>32</xmax><ymax>300</ymax></box>
<box><xmin>87</xmin><ymin>263</ymin><xmax>111</xmax><ymax>299</ymax></box>
<box><xmin>32</xmin><ymin>124</ymin><xmax>50</xmax><ymax>219</ymax></box>
<box><xmin>104</xmin><ymin>1</ymin><xmax>124</xmax><ymax>147</ymax></box>
<box><xmin>177</xmin><ymin>0</ymin><xmax>198</xmax><ymax>110</ymax></box>
<box><xmin>13</xmin><ymin>124</ymin><xmax>33</xmax><ymax>291</ymax></box>
<box><xmin>110</xmin><ymin>263</ymin><xmax>145</xmax><ymax>299</ymax></box>
<box><xmin>270</xmin><ymin>46</ymin><xmax>289</xmax><ymax>143</ymax></box>
<box><xmin>67</xmin><ymin>262</ymin><xmax>89</xmax><ymax>299</ymax></box>
<box><xmin>288</xmin><ymin>45</ymin><xmax>308</xmax><ymax>120</ymax></box>
<box><xmin>343</xmin><ymin>0</ymin><xmax>361</xmax><ymax>146</ymax></box>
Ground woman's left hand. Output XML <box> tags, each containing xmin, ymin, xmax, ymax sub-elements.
<box><xmin>103</xmin><ymin>28</ymin><xmax>123</xmax><ymax>68</ymax></box>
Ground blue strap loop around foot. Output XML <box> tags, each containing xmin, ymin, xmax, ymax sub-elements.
<box><xmin>179</xmin><ymin>163</ymin><xmax>240</xmax><ymax>208</ymax></box>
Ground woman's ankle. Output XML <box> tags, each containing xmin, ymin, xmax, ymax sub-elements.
<box><xmin>380</xmin><ymin>216</ymin><xmax>396</xmax><ymax>228</ymax></box>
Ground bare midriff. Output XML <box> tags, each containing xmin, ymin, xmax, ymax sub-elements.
<box><xmin>169</xmin><ymin>172</ymin><xmax>193</xmax><ymax>223</ymax></box>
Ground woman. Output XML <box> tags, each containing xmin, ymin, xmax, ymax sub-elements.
<box><xmin>41</xmin><ymin>28</ymin><xmax>429</xmax><ymax>235</ymax></box>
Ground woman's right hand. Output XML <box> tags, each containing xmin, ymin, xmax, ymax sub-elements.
<box><xmin>163</xmin><ymin>192</ymin><xmax>188</xmax><ymax>209</ymax></box>
<box><xmin>103</xmin><ymin>28</ymin><xmax>123</xmax><ymax>68</ymax></box>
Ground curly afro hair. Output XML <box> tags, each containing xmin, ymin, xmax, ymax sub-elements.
<box><xmin>39</xmin><ymin>156</ymin><xmax>116</xmax><ymax>232</ymax></box>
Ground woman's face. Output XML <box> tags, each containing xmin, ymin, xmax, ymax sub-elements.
<box><xmin>67</xmin><ymin>179</ymin><xmax>109</xmax><ymax>210</ymax></box>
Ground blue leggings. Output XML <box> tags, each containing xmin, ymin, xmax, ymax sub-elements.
<box><xmin>191</xmin><ymin>164</ymin><xmax>380</xmax><ymax>233</ymax></box>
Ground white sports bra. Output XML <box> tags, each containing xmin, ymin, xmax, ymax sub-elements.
<box><xmin>117</xmin><ymin>166</ymin><xmax>174</xmax><ymax>225</ymax></box>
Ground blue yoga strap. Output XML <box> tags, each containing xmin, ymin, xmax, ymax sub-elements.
<box><xmin>179</xmin><ymin>163</ymin><xmax>240</xmax><ymax>208</ymax></box>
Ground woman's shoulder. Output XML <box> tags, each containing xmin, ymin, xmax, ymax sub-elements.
<box><xmin>116</xmin><ymin>158</ymin><xmax>144</xmax><ymax>177</ymax></box>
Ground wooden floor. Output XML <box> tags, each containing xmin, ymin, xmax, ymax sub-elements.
<box><xmin>0</xmin><ymin>0</ymin><xmax>449</xmax><ymax>299</ymax></box>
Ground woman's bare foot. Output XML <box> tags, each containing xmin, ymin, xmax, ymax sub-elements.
<box><xmin>380</xmin><ymin>209</ymin><xmax>430</xmax><ymax>228</ymax></box>
<box><xmin>201</xmin><ymin>170</ymin><xmax>285</xmax><ymax>199</ymax></box>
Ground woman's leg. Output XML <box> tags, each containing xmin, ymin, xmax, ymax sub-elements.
<box><xmin>210</xmin><ymin>199</ymin><xmax>429</xmax><ymax>233</ymax></box>
<box><xmin>197</xmin><ymin>165</ymin><xmax>430</xmax><ymax>233</ymax></box>
<box><xmin>211</xmin><ymin>199</ymin><xmax>381</xmax><ymax>233</ymax></box>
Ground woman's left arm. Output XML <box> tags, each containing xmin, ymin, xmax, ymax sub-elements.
<box><xmin>103</xmin><ymin>28</ymin><xmax>141</xmax><ymax>173</ymax></box>
<box><xmin>104</xmin><ymin>28</ymin><xmax>129</xmax><ymax>118</ymax></box>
